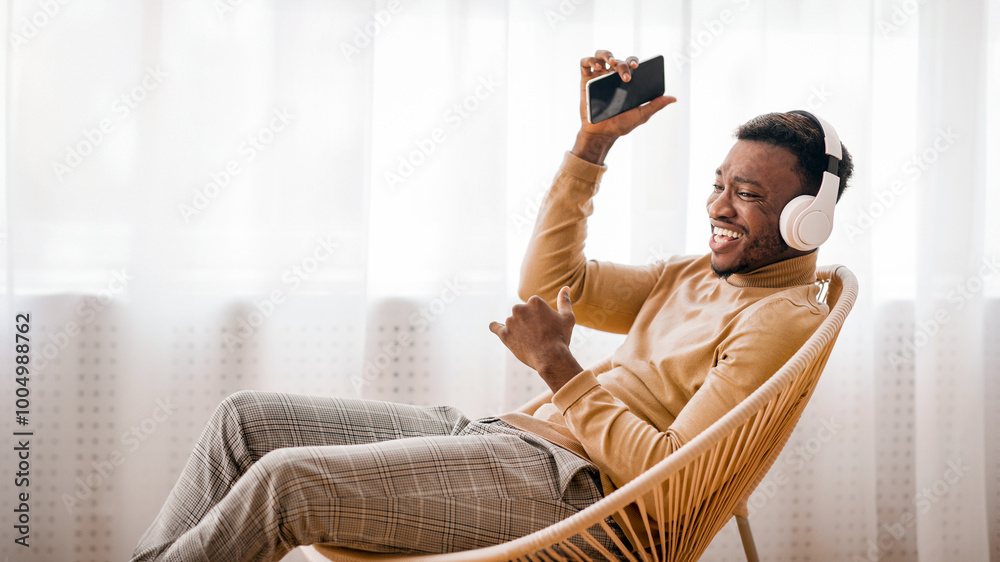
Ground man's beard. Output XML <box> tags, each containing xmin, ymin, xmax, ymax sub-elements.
<box><xmin>711</xmin><ymin>228</ymin><xmax>789</xmax><ymax>279</ymax></box>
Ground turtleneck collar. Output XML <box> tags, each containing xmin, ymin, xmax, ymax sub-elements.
<box><xmin>723</xmin><ymin>251</ymin><xmax>819</xmax><ymax>289</ymax></box>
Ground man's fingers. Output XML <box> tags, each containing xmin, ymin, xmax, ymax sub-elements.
<box><xmin>581</xmin><ymin>50</ymin><xmax>631</xmax><ymax>77</ymax></box>
<box><xmin>610</xmin><ymin>57</ymin><xmax>637</xmax><ymax>82</ymax></box>
<box><xmin>488</xmin><ymin>321</ymin><xmax>505</xmax><ymax>338</ymax></box>
<box><xmin>580</xmin><ymin>57</ymin><xmax>611</xmax><ymax>77</ymax></box>
<box><xmin>594</xmin><ymin>49</ymin><xmax>614</xmax><ymax>65</ymax></box>
<box><xmin>580</xmin><ymin>52</ymin><xmax>646</xmax><ymax>91</ymax></box>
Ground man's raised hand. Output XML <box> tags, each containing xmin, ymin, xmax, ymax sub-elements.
<box><xmin>573</xmin><ymin>49</ymin><xmax>677</xmax><ymax>165</ymax></box>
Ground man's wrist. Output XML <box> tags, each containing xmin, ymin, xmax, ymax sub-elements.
<box><xmin>538</xmin><ymin>347</ymin><xmax>584</xmax><ymax>393</ymax></box>
<box><xmin>571</xmin><ymin>131</ymin><xmax>617</xmax><ymax>165</ymax></box>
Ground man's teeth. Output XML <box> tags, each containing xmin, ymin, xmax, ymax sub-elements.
<box><xmin>713</xmin><ymin>226</ymin><xmax>743</xmax><ymax>239</ymax></box>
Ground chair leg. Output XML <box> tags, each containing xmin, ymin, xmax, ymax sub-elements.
<box><xmin>736</xmin><ymin>515</ymin><xmax>760</xmax><ymax>562</ymax></box>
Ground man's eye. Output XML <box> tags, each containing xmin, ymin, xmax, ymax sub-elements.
<box><xmin>739</xmin><ymin>192</ymin><xmax>758</xmax><ymax>199</ymax></box>
<box><xmin>712</xmin><ymin>184</ymin><xmax>724</xmax><ymax>191</ymax></box>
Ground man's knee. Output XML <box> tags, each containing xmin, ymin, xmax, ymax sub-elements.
<box><xmin>212</xmin><ymin>390</ymin><xmax>268</xmax><ymax>424</ymax></box>
<box><xmin>202</xmin><ymin>390</ymin><xmax>271</xmax><ymax>444</ymax></box>
<box><xmin>219</xmin><ymin>389</ymin><xmax>265</xmax><ymax>411</ymax></box>
<box><xmin>252</xmin><ymin>448</ymin><xmax>326</xmax><ymax>505</ymax></box>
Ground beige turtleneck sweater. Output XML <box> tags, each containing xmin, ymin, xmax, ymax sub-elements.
<box><xmin>500</xmin><ymin>152</ymin><xmax>829</xmax><ymax>503</ymax></box>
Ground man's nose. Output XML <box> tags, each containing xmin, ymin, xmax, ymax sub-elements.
<box><xmin>707</xmin><ymin>189</ymin><xmax>735</xmax><ymax>218</ymax></box>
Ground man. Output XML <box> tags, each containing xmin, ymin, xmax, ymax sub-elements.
<box><xmin>130</xmin><ymin>50</ymin><xmax>853</xmax><ymax>561</ymax></box>
<box><xmin>489</xmin><ymin>51</ymin><xmax>853</xmax><ymax>541</ymax></box>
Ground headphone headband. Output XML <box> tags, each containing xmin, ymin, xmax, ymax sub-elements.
<box><xmin>788</xmin><ymin>109</ymin><xmax>843</xmax><ymax>162</ymax></box>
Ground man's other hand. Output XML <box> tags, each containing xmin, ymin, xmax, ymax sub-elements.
<box><xmin>489</xmin><ymin>287</ymin><xmax>584</xmax><ymax>393</ymax></box>
<box><xmin>573</xmin><ymin>49</ymin><xmax>677</xmax><ymax>165</ymax></box>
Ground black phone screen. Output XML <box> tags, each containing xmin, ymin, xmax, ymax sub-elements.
<box><xmin>586</xmin><ymin>55</ymin><xmax>665</xmax><ymax>124</ymax></box>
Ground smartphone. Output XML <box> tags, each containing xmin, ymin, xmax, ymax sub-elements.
<box><xmin>586</xmin><ymin>55</ymin><xmax>665</xmax><ymax>124</ymax></box>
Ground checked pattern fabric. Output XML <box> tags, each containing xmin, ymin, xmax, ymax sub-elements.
<box><xmin>129</xmin><ymin>391</ymin><xmax>624</xmax><ymax>562</ymax></box>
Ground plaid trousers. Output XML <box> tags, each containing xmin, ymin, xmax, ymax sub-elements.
<box><xmin>130</xmin><ymin>390</ymin><xmax>621</xmax><ymax>562</ymax></box>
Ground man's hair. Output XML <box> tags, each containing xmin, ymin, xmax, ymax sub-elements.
<box><xmin>735</xmin><ymin>112</ymin><xmax>854</xmax><ymax>202</ymax></box>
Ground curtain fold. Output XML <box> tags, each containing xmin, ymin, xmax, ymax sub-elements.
<box><xmin>913</xmin><ymin>1</ymin><xmax>990</xmax><ymax>559</ymax></box>
<box><xmin>1</xmin><ymin>1</ymin><xmax>996</xmax><ymax>560</ymax></box>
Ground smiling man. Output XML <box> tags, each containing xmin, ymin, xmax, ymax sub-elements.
<box><xmin>710</xmin><ymin>140</ymin><xmax>808</xmax><ymax>276</ymax></box>
<box><xmin>709</xmin><ymin>121</ymin><xmax>845</xmax><ymax>278</ymax></box>
<box><xmin>132</xmin><ymin>50</ymin><xmax>854</xmax><ymax>562</ymax></box>
<box><xmin>489</xmin><ymin>50</ymin><xmax>854</xmax><ymax>536</ymax></box>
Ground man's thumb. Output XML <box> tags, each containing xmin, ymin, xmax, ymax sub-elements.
<box><xmin>557</xmin><ymin>286</ymin><xmax>573</xmax><ymax>315</ymax></box>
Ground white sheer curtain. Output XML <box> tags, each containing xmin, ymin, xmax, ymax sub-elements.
<box><xmin>1</xmin><ymin>1</ymin><xmax>997</xmax><ymax>560</ymax></box>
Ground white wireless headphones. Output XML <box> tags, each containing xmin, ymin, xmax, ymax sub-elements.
<box><xmin>778</xmin><ymin>110</ymin><xmax>842</xmax><ymax>251</ymax></box>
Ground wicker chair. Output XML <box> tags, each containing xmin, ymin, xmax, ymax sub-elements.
<box><xmin>303</xmin><ymin>265</ymin><xmax>858</xmax><ymax>562</ymax></box>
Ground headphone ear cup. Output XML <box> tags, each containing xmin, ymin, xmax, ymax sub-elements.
<box><xmin>780</xmin><ymin>195</ymin><xmax>816</xmax><ymax>250</ymax></box>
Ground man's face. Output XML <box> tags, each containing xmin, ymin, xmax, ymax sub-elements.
<box><xmin>707</xmin><ymin>140</ymin><xmax>811</xmax><ymax>278</ymax></box>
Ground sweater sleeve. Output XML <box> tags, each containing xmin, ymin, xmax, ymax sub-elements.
<box><xmin>519</xmin><ymin>152</ymin><xmax>663</xmax><ymax>334</ymax></box>
<box><xmin>551</xmin><ymin>297</ymin><xmax>826</xmax><ymax>492</ymax></box>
